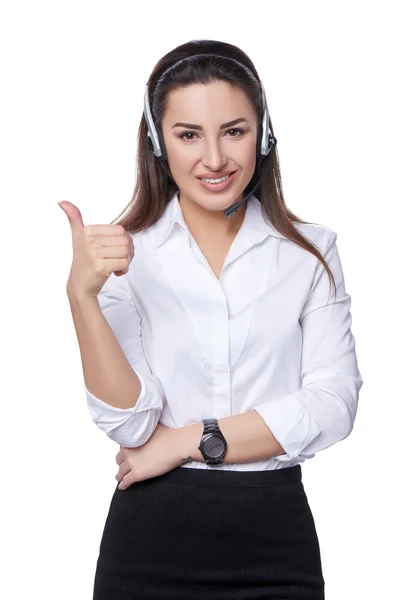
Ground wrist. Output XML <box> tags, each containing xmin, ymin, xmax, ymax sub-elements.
<box><xmin>173</xmin><ymin>422</ymin><xmax>205</xmax><ymax>464</ymax></box>
<box><xmin>67</xmin><ymin>289</ymin><xmax>99</xmax><ymax>308</ymax></box>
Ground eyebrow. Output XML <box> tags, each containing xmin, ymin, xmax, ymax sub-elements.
<box><xmin>172</xmin><ymin>117</ymin><xmax>249</xmax><ymax>130</ymax></box>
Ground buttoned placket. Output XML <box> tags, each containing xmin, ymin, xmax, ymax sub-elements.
<box><xmin>188</xmin><ymin>234</ymin><xmax>235</xmax><ymax>418</ymax></box>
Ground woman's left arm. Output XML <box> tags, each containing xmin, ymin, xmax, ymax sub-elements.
<box><xmin>116</xmin><ymin>413</ymin><xmax>285</xmax><ymax>490</ymax></box>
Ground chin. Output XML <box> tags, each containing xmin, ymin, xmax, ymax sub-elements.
<box><xmin>198</xmin><ymin>195</ymin><xmax>239</xmax><ymax>212</ymax></box>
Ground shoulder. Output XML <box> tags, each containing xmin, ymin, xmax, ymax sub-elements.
<box><xmin>292</xmin><ymin>221</ymin><xmax>337</xmax><ymax>253</ymax></box>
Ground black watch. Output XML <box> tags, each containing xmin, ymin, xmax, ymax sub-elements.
<box><xmin>198</xmin><ymin>418</ymin><xmax>228</xmax><ymax>466</ymax></box>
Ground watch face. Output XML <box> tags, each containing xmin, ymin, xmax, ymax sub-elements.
<box><xmin>203</xmin><ymin>434</ymin><xmax>225</xmax><ymax>459</ymax></box>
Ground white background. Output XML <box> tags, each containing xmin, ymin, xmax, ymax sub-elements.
<box><xmin>1</xmin><ymin>1</ymin><xmax>398</xmax><ymax>598</ymax></box>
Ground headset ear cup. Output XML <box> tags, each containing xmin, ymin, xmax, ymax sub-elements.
<box><xmin>157</xmin><ymin>127</ymin><xmax>168</xmax><ymax>161</ymax></box>
<box><xmin>256</xmin><ymin>125</ymin><xmax>263</xmax><ymax>160</ymax></box>
<box><xmin>155</xmin><ymin>127</ymin><xmax>174</xmax><ymax>178</ymax></box>
<box><xmin>147</xmin><ymin>135</ymin><xmax>155</xmax><ymax>154</ymax></box>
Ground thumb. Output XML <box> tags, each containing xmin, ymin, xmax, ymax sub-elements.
<box><xmin>58</xmin><ymin>200</ymin><xmax>85</xmax><ymax>234</ymax></box>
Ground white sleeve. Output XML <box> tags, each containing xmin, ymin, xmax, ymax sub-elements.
<box><xmin>85</xmin><ymin>272</ymin><xmax>164</xmax><ymax>447</ymax></box>
<box><xmin>253</xmin><ymin>228</ymin><xmax>363</xmax><ymax>461</ymax></box>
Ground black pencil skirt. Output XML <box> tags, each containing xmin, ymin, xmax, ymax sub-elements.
<box><xmin>92</xmin><ymin>464</ymin><xmax>325</xmax><ymax>599</ymax></box>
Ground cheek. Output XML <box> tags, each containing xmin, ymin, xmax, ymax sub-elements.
<box><xmin>226</xmin><ymin>135</ymin><xmax>257</xmax><ymax>170</ymax></box>
<box><xmin>241</xmin><ymin>138</ymin><xmax>257</xmax><ymax>165</ymax></box>
<box><xmin>165</xmin><ymin>141</ymin><xmax>192</xmax><ymax>173</ymax></box>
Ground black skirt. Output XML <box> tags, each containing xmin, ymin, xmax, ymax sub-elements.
<box><xmin>92</xmin><ymin>464</ymin><xmax>325</xmax><ymax>599</ymax></box>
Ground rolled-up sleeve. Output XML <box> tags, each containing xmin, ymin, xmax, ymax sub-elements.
<box><xmin>85</xmin><ymin>273</ymin><xmax>164</xmax><ymax>447</ymax></box>
<box><xmin>253</xmin><ymin>228</ymin><xmax>363</xmax><ymax>461</ymax></box>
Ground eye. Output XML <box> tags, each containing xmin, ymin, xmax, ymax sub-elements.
<box><xmin>178</xmin><ymin>128</ymin><xmax>245</xmax><ymax>142</ymax></box>
<box><xmin>178</xmin><ymin>131</ymin><xmax>198</xmax><ymax>141</ymax></box>
<box><xmin>226</xmin><ymin>128</ymin><xmax>245</xmax><ymax>137</ymax></box>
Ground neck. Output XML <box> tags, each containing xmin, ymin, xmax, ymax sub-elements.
<box><xmin>178</xmin><ymin>191</ymin><xmax>248</xmax><ymax>240</ymax></box>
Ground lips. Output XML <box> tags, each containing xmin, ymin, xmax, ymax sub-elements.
<box><xmin>196</xmin><ymin>171</ymin><xmax>236</xmax><ymax>179</ymax></box>
<box><xmin>196</xmin><ymin>170</ymin><xmax>237</xmax><ymax>192</ymax></box>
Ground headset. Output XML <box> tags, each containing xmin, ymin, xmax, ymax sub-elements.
<box><xmin>143</xmin><ymin>53</ymin><xmax>277</xmax><ymax>218</ymax></box>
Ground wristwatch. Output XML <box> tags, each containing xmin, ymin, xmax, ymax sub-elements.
<box><xmin>198</xmin><ymin>418</ymin><xmax>228</xmax><ymax>466</ymax></box>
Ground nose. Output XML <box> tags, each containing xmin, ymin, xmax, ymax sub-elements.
<box><xmin>201</xmin><ymin>137</ymin><xmax>228</xmax><ymax>171</ymax></box>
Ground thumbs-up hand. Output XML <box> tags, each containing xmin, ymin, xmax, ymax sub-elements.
<box><xmin>59</xmin><ymin>200</ymin><xmax>134</xmax><ymax>300</ymax></box>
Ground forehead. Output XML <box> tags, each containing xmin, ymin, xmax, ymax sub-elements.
<box><xmin>163</xmin><ymin>82</ymin><xmax>256</xmax><ymax>123</ymax></box>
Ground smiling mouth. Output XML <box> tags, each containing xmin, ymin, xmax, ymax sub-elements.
<box><xmin>196</xmin><ymin>171</ymin><xmax>236</xmax><ymax>181</ymax></box>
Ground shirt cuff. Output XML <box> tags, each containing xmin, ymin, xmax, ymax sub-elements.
<box><xmin>252</xmin><ymin>393</ymin><xmax>322</xmax><ymax>461</ymax></box>
<box><xmin>85</xmin><ymin>370</ymin><xmax>164</xmax><ymax>434</ymax></box>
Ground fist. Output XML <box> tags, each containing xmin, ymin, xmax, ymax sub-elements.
<box><xmin>59</xmin><ymin>200</ymin><xmax>135</xmax><ymax>300</ymax></box>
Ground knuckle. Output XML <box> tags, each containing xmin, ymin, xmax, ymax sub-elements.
<box><xmin>83</xmin><ymin>225</ymin><xmax>94</xmax><ymax>238</ymax></box>
<box><xmin>93</xmin><ymin>259</ymin><xmax>106</xmax><ymax>275</ymax></box>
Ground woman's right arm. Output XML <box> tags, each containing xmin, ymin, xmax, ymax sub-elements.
<box><xmin>68</xmin><ymin>275</ymin><xmax>164</xmax><ymax>448</ymax></box>
<box><xmin>59</xmin><ymin>199</ymin><xmax>164</xmax><ymax>448</ymax></box>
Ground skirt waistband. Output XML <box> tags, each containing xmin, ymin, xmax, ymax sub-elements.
<box><xmin>156</xmin><ymin>464</ymin><xmax>302</xmax><ymax>488</ymax></box>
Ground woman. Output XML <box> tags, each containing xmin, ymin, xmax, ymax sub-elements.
<box><xmin>60</xmin><ymin>39</ymin><xmax>363</xmax><ymax>599</ymax></box>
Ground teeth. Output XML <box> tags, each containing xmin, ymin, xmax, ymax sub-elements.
<box><xmin>201</xmin><ymin>174</ymin><xmax>230</xmax><ymax>183</ymax></box>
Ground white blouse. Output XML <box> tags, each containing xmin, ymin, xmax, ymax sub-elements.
<box><xmin>85</xmin><ymin>191</ymin><xmax>363</xmax><ymax>471</ymax></box>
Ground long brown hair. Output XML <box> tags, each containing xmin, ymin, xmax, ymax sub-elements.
<box><xmin>111</xmin><ymin>39</ymin><xmax>336</xmax><ymax>299</ymax></box>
